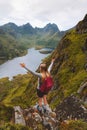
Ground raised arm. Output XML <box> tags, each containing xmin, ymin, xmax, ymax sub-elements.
<box><xmin>48</xmin><ymin>59</ymin><xmax>55</xmax><ymax>73</ymax></box>
<box><xmin>20</xmin><ymin>63</ymin><xmax>42</xmax><ymax>78</ymax></box>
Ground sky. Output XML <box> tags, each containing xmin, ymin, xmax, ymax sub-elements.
<box><xmin>0</xmin><ymin>0</ymin><xmax>87</xmax><ymax>31</ymax></box>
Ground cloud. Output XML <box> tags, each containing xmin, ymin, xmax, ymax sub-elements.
<box><xmin>0</xmin><ymin>0</ymin><xmax>87</xmax><ymax>30</ymax></box>
<box><xmin>0</xmin><ymin>0</ymin><xmax>13</xmax><ymax>18</ymax></box>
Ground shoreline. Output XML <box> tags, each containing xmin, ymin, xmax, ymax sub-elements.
<box><xmin>0</xmin><ymin>48</ymin><xmax>50</xmax><ymax>80</ymax></box>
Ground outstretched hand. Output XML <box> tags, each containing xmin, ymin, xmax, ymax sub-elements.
<box><xmin>20</xmin><ymin>63</ymin><xmax>26</xmax><ymax>68</ymax></box>
<box><xmin>51</xmin><ymin>58</ymin><xmax>55</xmax><ymax>63</ymax></box>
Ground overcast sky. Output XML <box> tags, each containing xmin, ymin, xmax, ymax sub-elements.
<box><xmin>0</xmin><ymin>0</ymin><xmax>87</xmax><ymax>30</ymax></box>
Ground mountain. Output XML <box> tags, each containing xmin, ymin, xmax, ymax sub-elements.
<box><xmin>0</xmin><ymin>29</ymin><xmax>27</xmax><ymax>64</ymax></box>
<box><xmin>18</xmin><ymin>23</ymin><xmax>35</xmax><ymax>34</ymax></box>
<box><xmin>50</xmin><ymin>14</ymin><xmax>87</xmax><ymax>103</ymax></box>
<box><xmin>0</xmin><ymin>22</ymin><xmax>61</xmax><ymax>36</ymax></box>
<box><xmin>43</xmin><ymin>23</ymin><xmax>60</xmax><ymax>33</ymax></box>
<box><xmin>0</xmin><ymin>22</ymin><xmax>18</xmax><ymax>37</ymax></box>
<box><xmin>0</xmin><ymin>22</ymin><xmax>65</xmax><ymax>64</ymax></box>
<box><xmin>1</xmin><ymin>22</ymin><xmax>18</xmax><ymax>30</ymax></box>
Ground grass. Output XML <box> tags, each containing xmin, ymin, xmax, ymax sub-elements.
<box><xmin>59</xmin><ymin>120</ymin><xmax>87</xmax><ymax>130</ymax></box>
<box><xmin>49</xmin><ymin>30</ymin><xmax>87</xmax><ymax>108</ymax></box>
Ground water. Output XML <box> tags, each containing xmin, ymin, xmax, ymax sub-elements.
<box><xmin>40</xmin><ymin>48</ymin><xmax>53</xmax><ymax>51</ymax></box>
<box><xmin>0</xmin><ymin>48</ymin><xmax>50</xmax><ymax>80</ymax></box>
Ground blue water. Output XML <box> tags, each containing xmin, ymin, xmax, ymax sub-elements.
<box><xmin>0</xmin><ymin>48</ymin><xmax>50</xmax><ymax>80</ymax></box>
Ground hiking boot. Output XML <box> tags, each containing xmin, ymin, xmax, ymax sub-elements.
<box><xmin>44</xmin><ymin>104</ymin><xmax>52</xmax><ymax>113</ymax></box>
<box><xmin>42</xmin><ymin>105</ymin><xmax>47</xmax><ymax>113</ymax></box>
<box><xmin>43</xmin><ymin>108</ymin><xmax>46</xmax><ymax>113</ymax></box>
<box><xmin>37</xmin><ymin>105</ymin><xmax>43</xmax><ymax>114</ymax></box>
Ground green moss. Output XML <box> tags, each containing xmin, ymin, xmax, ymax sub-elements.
<box><xmin>0</xmin><ymin>105</ymin><xmax>13</xmax><ymax>124</ymax></box>
<box><xmin>59</xmin><ymin>120</ymin><xmax>87</xmax><ymax>130</ymax></box>
<box><xmin>0</xmin><ymin>123</ymin><xmax>44</xmax><ymax>130</ymax></box>
<box><xmin>0</xmin><ymin>123</ymin><xmax>31</xmax><ymax>130</ymax></box>
<box><xmin>49</xmin><ymin>31</ymin><xmax>87</xmax><ymax>107</ymax></box>
<box><xmin>2</xmin><ymin>74</ymin><xmax>31</xmax><ymax>107</ymax></box>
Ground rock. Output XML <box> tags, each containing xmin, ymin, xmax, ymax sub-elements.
<box><xmin>83</xmin><ymin>39</ymin><xmax>87</xmax><ymax>53</ymax></box>
<box><xmin>14</xmin><ymin>106</ymin><xmax>26</xmax><ymax>125</ymax></box>
<box><xmin>77</xmin><ymin>81</ymin><xmax>87</xmax><ymax>106</ymax></box>
<box><xmin>22</xmin><ymin>104</ymin><xmax>58</xmax><ymax>130</ymax></box>
<box><xmin>76</xmin><ymin>14</ymin><xmax>87</xmax><ymax>34</ymax></box>
<box><xmin>56</xmin><ymin>95</ymin><xmax>87</xmax><ymax>122</ymax></box>
<box><xmin>77</xmin><ymin>82</ymin><xmax>87</xmax><ymax>94</ymax></box>
<box><xmin>13</xmin><ymin>95</ymin><xmax>87</xmax><ymax>129</ymax></box>
<box><xmin>84</xmin><ymin>63</ymin><xmax>87</xmax><ymax>71</ymax></box>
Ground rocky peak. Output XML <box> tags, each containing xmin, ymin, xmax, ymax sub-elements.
<box><xmin>0</xmin><ymin>22</ymin><xmax>18</xmax><ymax>31</ymax></box>
<box><xmin>20</xmin><ymin>23</ymin><xmax>33</xmax><ymax>28</ymax></box>
<box><xmin>43</xmin><ymin>23</ymin><xmax>60</xmax><ymax>33</ymax></box>
<box><xmin>76</xmin><ymin>14</ymin><xmax>87</xmax><ymax>33</ymax></box>
<box><xmin>3</xmin><ymin>22</ymin><xmax>18</xmax><ymax>28</ymax></box>
<box><xmin>18</xmin><ymin>23</ymin><xmax>34</xmax><ymax>34</ymax></box>
<box><xmin>83</xmin><ymin>14</ymin><xmax>87</xmax><ymax>22</ymax></box>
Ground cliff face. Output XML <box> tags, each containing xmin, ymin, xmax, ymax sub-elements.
<box><xmin>47</xmin><ymin>14</ymin><xmax>87</xmax><ymax>108</ymax></box>
<box><xmin>0</xmin><ymin>22</ymin><xmax>65</xmax><ymax>65</ymax></box>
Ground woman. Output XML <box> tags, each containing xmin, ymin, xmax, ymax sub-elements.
<box><xmin>20</xmin><ymin>58</ymin><xmax>55</xmax><ymax>113</ymax></box>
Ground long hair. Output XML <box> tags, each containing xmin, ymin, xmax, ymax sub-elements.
<box><xmin>40</xmin><ymin>63</ymin><xmax>47</xmax><ymax>72</ymax></box>
<box><xmin>40</xmin><ymin>63</ymin><xmax>50</xmax><ymax>76</ymax></box>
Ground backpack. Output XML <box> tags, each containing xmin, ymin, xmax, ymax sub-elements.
<box><xmin>40</xmin><ymin>76</ymin><xmax>54</xmax><ymax>93</ymax></box>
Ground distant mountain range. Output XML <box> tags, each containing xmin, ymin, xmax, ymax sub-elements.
<box><xmin>0</xmin><ymin>22</ymin><xmax>64</xmax><ymax>36</ymax></box>
<box><xmin>0</xmin><ymin>22</ymin><xmax>66</xmax><ymax>64</ymax></box>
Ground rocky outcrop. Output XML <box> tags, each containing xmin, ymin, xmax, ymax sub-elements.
<box><xmin>78</xmin><ymin>81</ymin><xmax>87</xmax><ymax>94</ymax></box>
<box><xmin>82</xmin><ymin>38</ymin><xmax>87</xmax><ymax>53</ymax></box>
<box><xmin>77</xmin><ymin>81</ymin><xmax>87</xmax><ymax>106</ymax></box>
<box><xmin>14</xmin><ymin>105</ymin><xmax>58</xmax><ymax>130</ymax></box>
<box><xmin>76</xmin><ymin>14</ymin><xmax>87</xmax><ymax>34</ymax></box>
<box><xmin>14</xmin><ymin>106</ymin><xmax>26</xmax><ymax>125</ymax></box>
<box><xmin>13</xmin><ymin>95</ymin><xmax>87</xmax><ymax>129</ymax></box>
<box><xmin>56</xmin><ymin>95</ymin><xmax>87</xmax><ymax>122</ymax></box>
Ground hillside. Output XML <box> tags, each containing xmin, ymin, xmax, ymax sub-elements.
<box><xmin>50</xmin><ymin>14</ymin><xmax>87</xmax><ymax>106</ymax></box>
<box><xmin>0</xmin><ymin>14</ymin><xmax>87</xmax><ymax>129</ymax></box>
<box><xmin>0</xmin><ymin>30</ymin><xmax>27</xmax><ymax>64</ymax></box>
<box><xmin>0</xmin><ymin>23</ymin><xmax>65</xmax><ymax>49</ymax></box>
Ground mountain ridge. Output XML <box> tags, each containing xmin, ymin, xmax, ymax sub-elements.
<box><xmin>0</xmin><ymin>22</ymin><xmax>60</xmax><ymax>35</ymax></box>
<box><xmin>0</xmin><ymin>22</ymin><xmax>66</xmax><ymax>64</ymax></box>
